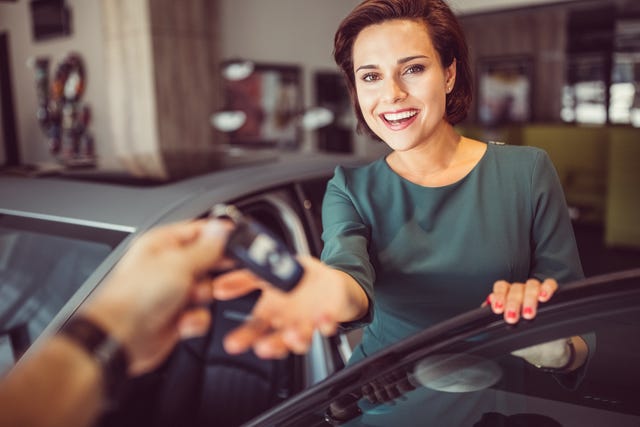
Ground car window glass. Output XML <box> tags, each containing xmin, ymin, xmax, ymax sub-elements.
<box><xmin>0</xmin><ymin>226</ymin><xmax>111</xmax><ymax>374</ymax></box>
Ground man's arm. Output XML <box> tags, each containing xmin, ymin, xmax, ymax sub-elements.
<box><xmin>0</xmin><ymin>336</ymin><xmax>103</xmax><ymax>427</ymax></box>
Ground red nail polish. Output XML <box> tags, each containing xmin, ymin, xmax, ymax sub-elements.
<box><xmin>485</xmin><ymin>296</ymin><xmax>492</xmax><ymax>305</ymax></box>
<box><xmin>540</xmin><ymin>290</ymin><xmax>548</xmax><ymax>298</ymax></box>
<box><xmin>507</xmin><ymin>310</ymin><xmax>517</xmax><ymax>319</ymax></box>
<box><xmin>523</xmin><ymin>307</ymin><xmax>533</xmax><ymax>316</ymax></box>
<box><xmin>494</xmin><ymin>301</ymin><xmax>503</xmax><ymax>309</ymax></box>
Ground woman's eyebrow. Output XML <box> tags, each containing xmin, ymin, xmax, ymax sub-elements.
<box><xmin>355</xmin><ymin>63</ymin><xmax>378</xmax><ymax>72</ymax></box>
<box><xmin>355</xmin><ymin>55</ymin><xmax>429</xmax><ymax>72</ymax></box>
<box><xmin>398</xmin><ymin>55</ymin><xmax>428</xmax><ymax>64</ymax></box>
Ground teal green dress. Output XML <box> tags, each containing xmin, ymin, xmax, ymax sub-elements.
<box><xmin>321</xmin><ymin>142</ymin><xmax>584</xmax><ymax>363</ymax></box>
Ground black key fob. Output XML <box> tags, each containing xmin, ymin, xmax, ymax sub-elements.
<box><xmin>211</xmin><ymin>204</ymin><xmax>304</xmax><ymax>291</ymax></box>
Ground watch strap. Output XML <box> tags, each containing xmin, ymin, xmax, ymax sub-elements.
<box><xmin>58</xmin><ymin>316</ymin><xmax>129</xmax><ymax>404</ymax></box>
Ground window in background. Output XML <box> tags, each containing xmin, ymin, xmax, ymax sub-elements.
<box><xmin>611</xmin><ymin>17</ymin><xmax>640</xmax><ymax>127</ymax></box>
<box><xmin>562</xmin><ymin>54</ymin><xmax>608</xmax><ymax>125</ymax></box>
<box><xmin>562</xmin><ymin>5</ymin><xmax>614</xmax><ymax>126</ymax></box>
<box><xmin>562</xmin><ymin>5</ymin><xmax>640</xmax><ymax>127</ymax></box>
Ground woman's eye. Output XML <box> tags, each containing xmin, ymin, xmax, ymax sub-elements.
<box><xmin>361</xmin><ymin>73</ymin><xmax>380</xmax><ymax>82</ymax></box>
<box><xmin>404</xmin><ymin>64</ymin><xmax>425</xmax><ymax>75</ymax></box>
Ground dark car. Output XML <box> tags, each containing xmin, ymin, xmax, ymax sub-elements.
<box><xmin>246</xmin><ymin>268</ymin><xmax>640</xmax><ymax>427</ymax></box>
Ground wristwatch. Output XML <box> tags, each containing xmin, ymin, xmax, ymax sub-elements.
<box><xmin>58</xmin><ymin>316</ymin><xmax>129</xmax><ymax>404</ymax></box>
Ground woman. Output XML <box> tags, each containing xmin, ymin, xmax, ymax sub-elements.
<box><xmin>216</xmin><ymin>0</ymin><xmax>584</xmax><ymax>367</ymax></box>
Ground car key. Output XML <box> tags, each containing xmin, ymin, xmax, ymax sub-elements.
<box><xmin>211</xmin><ymin>204</ymin><xmax>304</xmax><ymax>292</ymax></box>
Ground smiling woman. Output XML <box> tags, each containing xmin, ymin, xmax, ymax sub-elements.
<box><xmin>213</xmin><ymin>0</ymin><xmax>585</xmax><ymax>379</ymax></box>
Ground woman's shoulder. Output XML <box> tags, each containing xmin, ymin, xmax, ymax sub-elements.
<box><xmin>486</xmin><ymin>142</ymin><xmax>549</xmax><ymax>168</ymax></box>
<box><xmin>331</xmin><ymin>157</ymin><xmax>388</xmax><ymax>185</ymax></box>
<box><xmin>487</xmin><ymin>141</ymin><xmax>545</xmax><ymax>157</ymax></box>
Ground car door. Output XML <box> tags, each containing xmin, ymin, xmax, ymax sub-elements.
<box><xmin>245</xmin><ymin>268</ymin><xmax>640</xmax><ymax>427</ymax></box>
<box><xmin>97</xmin><ymin>174</ymin><xmax>348</xmax><ymax>427</ymax></box>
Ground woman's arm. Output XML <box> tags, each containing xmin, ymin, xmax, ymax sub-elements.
<box><xmin>512</xmin><ymin>335</ymin><xmax>589</xmax><ymax>373</ymax></box>
<box><xmin>485</xmin><ymin>151</ymin><xmax>584</xmax><ymax>324</ymax></box>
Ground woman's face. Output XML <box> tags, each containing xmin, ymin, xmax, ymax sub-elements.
<box><xmin>352</xmin><ymin>19</ymin><xmax>456</xmax><ymax>151</ymax></box>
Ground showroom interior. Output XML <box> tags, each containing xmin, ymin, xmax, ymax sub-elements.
<box><xmin>0</xmin><ymin>0</ymin><xmax>639</xmax><ymax>274</ymax></box>
<box><xmin>1</xmin><ymin>1</ymin><xmax>640</xmax><ymax>426</ymax></box>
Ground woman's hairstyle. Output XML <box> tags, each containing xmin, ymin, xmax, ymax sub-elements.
<box><xmin>333</xmin><ymin>0</ymin><xmax>472</xmax><ymax>137</ymax></box>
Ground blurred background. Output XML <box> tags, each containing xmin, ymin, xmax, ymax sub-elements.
<box><xmin>1</xmin><ymin>0</ymin><xmax>639</xmax><ymax>264</ymax></box>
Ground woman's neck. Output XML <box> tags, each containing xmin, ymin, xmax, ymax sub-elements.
<box><xmin>386</xmin><ymin>126</ymin><xmax>486</xmax><ymax>187</ymax></box>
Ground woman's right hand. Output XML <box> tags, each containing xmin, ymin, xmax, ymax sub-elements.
<box><xmin>212</xmin><ymin>256</ymin><xmax>368</xmax><ymax>359</ymax></box>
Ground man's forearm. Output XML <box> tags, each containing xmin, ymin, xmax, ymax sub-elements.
<box><xmin>0</xmin><ymin>336</ymin><xmax>104</xmax><ymax>427</ymax></box>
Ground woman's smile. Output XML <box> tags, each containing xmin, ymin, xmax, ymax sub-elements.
<box><xmin>380</xmin><ymin>108</ymin><xmax>420</xmax><ymax>130</ymax></box>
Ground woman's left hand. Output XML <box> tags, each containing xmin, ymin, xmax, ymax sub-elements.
<box><xmin>483</xmin><ymin>278</ymin><xmax>558</xmax><ymax>324</ymax></box>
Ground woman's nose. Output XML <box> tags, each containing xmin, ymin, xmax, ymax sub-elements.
<box><xmin>381</xmin><ymin>77</ymin><xmax>407</xmax><ymax>103</ymax></box>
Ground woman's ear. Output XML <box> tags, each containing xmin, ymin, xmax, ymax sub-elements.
<box><xmin>445</xmin><ymin>58</ymin><xmax>457</xmax><ymax>94</ymax></box>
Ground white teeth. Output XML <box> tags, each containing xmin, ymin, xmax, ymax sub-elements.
<box><xmin>383</xmin><ymin>110</ymin><xmax>417</xmax><ymax>121</ymax></box>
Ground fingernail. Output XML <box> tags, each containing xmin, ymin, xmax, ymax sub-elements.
<box><xmin>506</xmin><ymin>310</ymin><xmax>517</xmax><ymax>319</ymax></box>
<box><xmin>523</xmin><ymin>307</ymin><xmax>533</xmax><ymax>316</ymax></box>
<box><xmin>485</xmin><ymin>296</ymin><xmax>492</xmax><ymax>305</ymax></box>
<box><xmin>494</xmin><ymin>301</ymin><xmax>503</xmax><ymax>310</ymax></box>
<box><xmin>540</xmin><ymin>290</ymin><xmax>548</xmax><ymax>298</ymax></box>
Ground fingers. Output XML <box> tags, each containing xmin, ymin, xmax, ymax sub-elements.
<box><xmin>177</xmin><ymin>307</ymin><xmax>212</xmax><ymax>338</ymax></box>
<box><xmin>521</xmin><ymin>279</ymin><xmax>541</xmax><ymax>320</ymax></box>
<box><xmin>222</xmin><ymin>306</ymin><xmax>331</xmax><ymax>359</ymax></box>
<box><xmin>538</xmin><ymin>278</ymin><xmax>558</xmax><ymax>302</ymax></box>
<box><xmin>488</xmin><ymin>277</ymin><xmax>559</xmax><ymax>324</ymax></box>
<box><xmin>489</xmin><ymin>280</ymin><xmax>509</xmax><ymax>314</ymax></box>
<box><xmin>182</xmin><ymin>220</ymin><xmax>234</xmax><ymax>273</ymax></box>
<box><xmin>282</xmin><ymin>323</ymin><xmax>315</xmax><ymax>354</ymax></box>
<box><xmin>224</xmin><ymin>318</ymin><xmax>297</xmax><ymax>359</ymax></box>
<box><xmin>503</xmin><ymin>282</ymin><xmax>524</xmax><ymax>324</ymax></box>
<box><xmin>224</xmin><ymin>317</ymin><xmax>274</xmax><ymax>355</ymax></box>
<box><xmin>211</xmin><ymin>269</ymin><xmax>269</xmax><ymax>300</ymax></box>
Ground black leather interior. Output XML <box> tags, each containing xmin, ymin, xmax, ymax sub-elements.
<box><xmin>98</xmin><ymin>292</ymin><xmax>301</xmax><ymax>427</ymax></box>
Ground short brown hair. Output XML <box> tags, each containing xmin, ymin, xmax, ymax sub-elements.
<box><xmin>333</xmin><ymin>0</ymin><xmax>472</xmax><ymax>137</ymax></box>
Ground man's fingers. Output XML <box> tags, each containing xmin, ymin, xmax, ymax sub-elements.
<box><xmin>182</xmin><ymin>220</ymin><xmax>234</xmax><ymax>273</ymax></box>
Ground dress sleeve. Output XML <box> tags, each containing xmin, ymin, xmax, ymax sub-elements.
<box><xmin>321</xmin><ymin>167</ymin><xmax>376</xmax><ymax>326</ymax></box>
<box><xmin>530</xmin><ymin>151</ymin><xmax>585</xmax><ymax>283</ymax></box>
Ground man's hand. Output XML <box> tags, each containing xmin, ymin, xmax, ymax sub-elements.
<box><xmin>80</xmin><ymin>219</ymin><xmax>233</xmax><ymax>375</ymax></box>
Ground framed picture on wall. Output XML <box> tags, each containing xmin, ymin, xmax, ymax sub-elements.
<box><xmin>219</xmin><ymin>61</ymin><xmax>302</xmax><ymax>149</ymax></box>
<box><xmin>477</xmin><ymin>55</ymin><xmax>533</xmax><ymax>126</ymax></box>
<box><xmin>30</xmin><ymin>0</ymin><xmax>72</xmax><ymax>41</ymax></box>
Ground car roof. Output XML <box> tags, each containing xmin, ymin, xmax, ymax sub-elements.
<box><xmin>0</xmin><ymin>153</ymin><xmax>365</xmax><ymax>231</ymax></box>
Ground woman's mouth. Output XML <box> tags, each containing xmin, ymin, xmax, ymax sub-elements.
<box><xmin>381</xmin><ymin>110</ymin><xmax>419</xmax><ymax>129</ymax></box>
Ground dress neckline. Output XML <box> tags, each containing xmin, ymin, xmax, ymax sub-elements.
<box><xmin>381</xmin><ymin>142</ymin><xmax>492</xmax><ymax>189</ymax></box>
